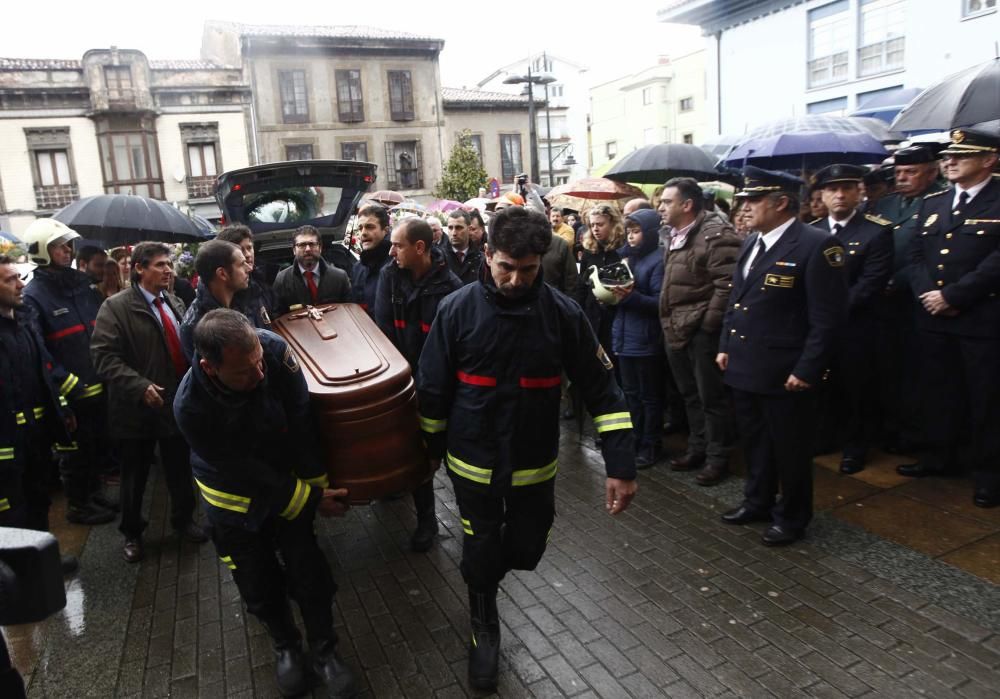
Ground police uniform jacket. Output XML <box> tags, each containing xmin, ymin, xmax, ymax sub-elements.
<box><xmin>416</xmin><ymin>267</ymin><xmax>636</xmax><ymax>495</ymax></box>
<box><xmin>810</xmin><ymin>212</ymin><xmax>893</xmax><ymax>316</ymax></box>
<box><xmin>373</xmin><ymin>246</ymin><xmax>463</xmax><ymax>369</ymax></box>
<box><xmin>0</xmin><ymin>306</ymin><xmax>73</xmax><ymax>486</ymax></box>
<box><xmin>90</xmin><ymin>285</ymin><xmax>188</xmax><ymax>440</ymax></box>
<box><xmin>720</xmin><ymin>220</ymin><xmax>848</xmax><ymax>395</ymax></box>
<box><xmin>441</xmin><ymin>241</ymin><xmax>484</xmax><ymax>286</ymax></box>
<box><xmin>874</xmin><ymin>183</ymin><xmax>945</xmax><ymax>288</ymax></box>
<box><xmin>22</xmin><ymin>266</ymin><xmax>105</xmax><ymax>403</ymax></box>
<box><xmin>350</xmin><ymin>237</ymin><xmax>392</xmax><ymax>313</ymax></box>
<box><xmin>909</xmin><ymin>176</ymin><xmax>1000</xmax><ymax>338</ymax></box>
<box><xmin>174</xmin><ymin>329</ymin><xmax>329</xmax><ymax>531</ymax></box>
<box><xmin>179</xmin><ymin>281</ymin><xmax>272</xmax><ymax>362</ymax></box>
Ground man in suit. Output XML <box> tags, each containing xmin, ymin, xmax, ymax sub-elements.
<box><xmin>716</xmin><ymin>167</ymin><xmax>847</xmax><ymax>546</ymax></box>
<box><xmin>898</xmin><ymin>128</ymin><xmax>1000</xmax><ymax>509</ymax></box>
<box><xmin>272</xmin><ymin>226</ymin><xmax>351</xmax><ymax>314</ymax></box>
<box><xmin>809</xmin><ymin>164</ymin><xmax>894</xmax><ymax>473</ymax></box>
<box><xmin>442</xmin><ymin>210</ymin><xmax>484</xmax><ymax>285</ymax></box>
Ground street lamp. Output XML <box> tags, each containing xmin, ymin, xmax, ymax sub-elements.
<box><xmin>503</xmin><ymin>67</ymin><xmax>555</xmax><ymax>184</ymax></box>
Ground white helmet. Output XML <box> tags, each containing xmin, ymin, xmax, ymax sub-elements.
<box><xmin>588</xmin><ymin>259</ymin><xmax>633</xmax><ymax>306</ymax></box>
<box><xmin>22</xmin><ymin>218</ymin><xmax>80</xmax><ymax>266</ymax></box>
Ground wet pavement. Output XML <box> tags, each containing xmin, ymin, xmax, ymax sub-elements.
<box><xmin>6</xmin><ymin>427</ymin><xmax>1000</xmax><ymax>698</ymax></box>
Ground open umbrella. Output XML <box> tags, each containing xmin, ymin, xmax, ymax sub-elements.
<box><xmin>426</xmin><ymin>199</ymin><xmax>464</xmax><ymax>213</ymax></box>
<box><xmin>890</xmin><ymin>58</ymin><xmax>1000</xmax><ymax>135</ymax></box>
<box><xmin>722</xmin><ymin>132</ymin><xmax>888</xmax><ymax>171</ymax></box>
<box><xmin>547</xmin><ymin>178</ymin><xmax>645</xmax><ymax>201</ymax></box>
<box><xmin>604</xmin><ymin>143</ymin><xmax>720</xmax><ymax>184</ymax></box>
<box><xmin>743</xmin><ymin>115</ymin><xmax>891</xmax><ymax>141</ymax></box>
<box><xmin>53</xmin><ymin>195</ymin><xmax>214</xmax><ymax>245</ymax></box>
<box><xmin>850</xmin><ymin>86</ymin><xmax>924</xmax><ymax>124</ymax></box>
<box><xmin>1</xmin><ymin>230</ymin><xmax>21</xmax><ymax>244</ymax></box>
<box><xmin>364</xmin><ymin>190</ymin><xmax>405</xmax><ymax>206</ymax></box>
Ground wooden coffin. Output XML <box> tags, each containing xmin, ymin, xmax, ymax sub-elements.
<box><xmin>272</xmin><ymin>303</ymin><xmax>430</xmax><ymax>504</ymax></box>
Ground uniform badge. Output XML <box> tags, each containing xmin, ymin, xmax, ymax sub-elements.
<box><xmin>260</xmin><ymin>307</ymin><xmax>272</xmax><ymax>326</ymax></box>
<box><xmin>283</xmin><ymin>346</ymin><xmax>300</xmax><ymax>373</ymax></box>
<box><xmin>53</xmin><ymin>308</ymin><xmax>69</xmax><ymax>316</ymax></box>
<box><xmin>823</xmin><ymin>246</ymin><xmax>845</xmax><ymax>268</ymax></box>
<box><xmin>924</xmin><ymin>213</ymin><xmax>938</xmax><ymax>227</ymax></box>
<box><xmin>952</xmin><ymin>129</ymin><xmax>965</xmax><ymax>143</ymax></box>
<box><xmin>764</xmin><ymin>274</ymin><xmax>795</xmax><ymax>288</ymax></box>
<box><xmin>774</xmin><ymin>261</ymin><xmax>797</xmax><ymax>268</ymax></box>
<box><xmin>596</xmin><ymin>344</ymin><xmax>614</xmax><ymax>371</ymax></box>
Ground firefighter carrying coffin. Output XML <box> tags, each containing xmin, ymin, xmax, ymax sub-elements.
<box><xmin>272</xmin><ymin>303</ymin><xmax>430</xmax><ymax>504</ymax></box>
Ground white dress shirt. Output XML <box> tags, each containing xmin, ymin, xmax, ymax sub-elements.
<box><xmin>953</xmin><ymin>176</ymin><xmax>991</xmax><ymax>210</ymax></box>
<box><xmin>742</xmin><ymin>217</ymin><xmax>796</xmax><ymax>278</ymax></box>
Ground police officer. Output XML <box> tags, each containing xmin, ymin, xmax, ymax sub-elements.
<box><xmin>175</xmin><ymin>309</ymin><xmax>356</xmax><ymax>697</ymax></box>
<box><xmin>0</xmin><ymin>255</ymin><xmax>79</xmax><ymax>573</ymax></box>
<box><xmin>350</xmin><ymin>203</ymin><xmax>393</xmax><ymax>313</ymax></box>
<box><xmin>179</xmin><ymin>239</ymin><xmax>253</xmax><ymax>361</ymax></box>
<box><xmin>416</xmin><ymin>206</ymin><xmax>637</xmax><ymax>690</ymax></box>
<box><xmin>899</xmin><ymin>129</ymin><xmax>1000</xmax><ymax>509</ymax></box>
<box><xmin>874</xmin><ymin>145</ymin><xmax>946</xmax><ymax>452</ymax></box>
<box><xmin>21</xmin><ymin>219</ymin><xmax>116</xmax><ymax>525</ymax></box>
<box><xmin>809</xmin><ymin>164</ymin><xmax>893</xmax><ymax>473</ymax></box>
<box><xmin>373</xmin><ymin>217</ymin><xmax>462</xmax><ymax>553</ymax></box>
<box><xmin>717</xmin><ymin>167</ymin><xmax>847</xmax><ymax>546</ymax></box>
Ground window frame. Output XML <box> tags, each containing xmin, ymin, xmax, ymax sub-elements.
<box><xmin>963</xmin><ymin>0</ymin><xmax>997</xmax><ymax>17</ymax></box>
<box><xmin>25</xmin><ymin>127</ymin><xmax>79</xmax><ymax>210</ymax></box>
<box><xmin>679</xmin><ymin>96</ymin><xmax>694</xmax><ymax>112</ymax></box>
<box><xmin>340</xmin><ymin>141</ymin><xmax>369</xmax><ymax>162</ymax></box>
<box><xmin>278</xmin><ymin>69</ymin><xmax>310</xmax><ymax>124</ymax></box>
<box><xmin>856</xmin><ymin>0</ymin><xmax>906</xmax><ymax>78</ymax></box>
<box><xmin>335</xmin><ymin>69</ymin><xmax>365</xmax><ymax>123</ymax></box>
<box><xmin>807</xmin><ymin>0</ymin><xmax>850</xmax><ymax>89</ymax></box>
<box><xmin>499</xmin><ymin>134</ymin><xmax>523</xmax><ymax>183</ymax></box>
<box><xmin>180</xmin><ymin>122</ymin><xmax>221</xmax><ymax>200</ymax></box>
<box><xmin>94</xmin><ymin>116</ymin><xmax>164</xmax><ymax>199</ymax></box>
<box><xmin>384</xmin><ymin>140</ymin><xmax>423</xmax><ymax>190</ymax></box>
<box><xmin>285</xmin><ymin>144</ymin><xmax>315</xmax><ymax>161</ymax></box>
<box><xmin>387</xmin><ymin>70</ymin><xmax>415</xmax><ymax>121</ymax></box>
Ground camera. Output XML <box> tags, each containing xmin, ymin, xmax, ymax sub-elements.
<box><xmin>515</xmin><ymin>174</ymin><xmax>528</xmax><ymax>198</ymax></box>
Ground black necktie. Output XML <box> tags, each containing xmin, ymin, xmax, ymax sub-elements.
<box><xmin>954</xmin><ymin>191</ymin><xmax>969</xmax><ymax>218</ymax></box>
<box><xmin>832</xmin><ymin>223</ymin><xmax>844</xmax><ymax>237</ymax></box>
<box><xmin>748</xmin><ymin>237</ymin><xmax>767</xmax><ymax>272</ymax></box>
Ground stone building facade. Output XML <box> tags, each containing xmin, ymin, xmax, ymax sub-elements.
<box><xmin>0</xmin><ymin>49</ymin><xmax>252</xmax><ymax>235</ymax></box>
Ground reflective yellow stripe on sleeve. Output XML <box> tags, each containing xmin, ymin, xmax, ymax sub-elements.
<box><xmin>58</xmin><ymin>396</ymin><xmax>68</xmax><ymax>408</ymax></box>
<box><xmin>54</xmin><ymin>442</ymin><xmax>79</xmax><ymax>452</ymax></box>
<box><xmin>0</xmin><ymin>448</ymin><xmax>15</xmax><ymax>461</ymax></box>
<box><xmin>511</xmin><ymin>459</ymin><xmax>558</xmax><ymax>487</ymax></box>
<box><xmin>195</xmin><ymin>478</ymin><xmax>251</xmax><ymax>514</ymax></box>
<box><xmin>446</xmin><ymin>452</ymin><xmax>492</xmax><ymax>485</ymax></box>
<box><xmin>0</xmin><ymin>498</ymin><xmax>9</xmax><ymax>512</ymax></box>
<box><xmin>303</xmin><ymin>474</ymin><xmax>329</xmax><ymax>489</ymax></box>
<box><xmin>14</xmin><ymin>412</ymin><xmax>26</xmax><ymax>425</ymax></box>
<box><xmin>593</xmin><ymin>412</ymin><xmax>633</xmax><ymax>434</ymax></box>
<box><xmin>460</xmin><ymin>517</ymin><xmax>474</xmax><ymax>535</ymax></box>
<box><xmin>78</xmin><ymin>384</ymin><xmax>104</xmax><ymax>399</ymax></box>
<box><xmin>59</xmin><ymin>373</ymin><xmax>79</xmax><ymax>397</ymax></box>
<box><xmin>219</xmin><ymin>555</ymin><xmax>237</xmax><ymax>570</ymax></box>
<box><xmin>418</xmin><ymin>414</ymin><xmax>448</xmax><ymax>434</ymax></box>
<box><xmin>280</xmin><ymin>479</ymin><xmax>310</xmax><ymax>520</ymax></box>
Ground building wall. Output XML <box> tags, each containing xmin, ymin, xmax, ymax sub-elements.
<box><xmin>155</xmin><ymin>111</ymin><xmax>250</xmax><ymax>205</ymax></box>
<box><xmin>248</xmin><ymin>52</ymin><xmax>444</xmax><ymax>197</ymax></box>
<box><xmin>443</xmin><ymin>110</ymin><xmax>530</xmax><ymax>186</ymax></box>
<box><xmin>701</xmin><ymin>0</ymin><xmax>998</xmax><ymax>134</ymax></box>
<box><xmin>0</xmin><ymin>116</ymin><xmax>104</xmax><ymax>236</ymax></box>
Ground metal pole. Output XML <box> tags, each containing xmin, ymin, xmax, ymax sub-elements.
<box><xmin>544</xmin><ymin>82</ymin><xmax>554</xmax><ymax>186</ymax></box>
<box><xmin>527</xmin><ymin>73</ymin><xmax>539</xmax><ymax>184</ymax></box>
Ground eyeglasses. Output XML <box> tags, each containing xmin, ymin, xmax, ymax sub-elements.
<box><xmin>294</xmin><ymin>241</ymin><xmax>320</xmax><ymax>249</ymax></box>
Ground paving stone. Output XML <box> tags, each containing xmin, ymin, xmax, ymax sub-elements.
<box><xmin>538</xmin><ymin>652</ymin><xmax>587</xmax><ymax>695</ymax></box>
<box><xmin>579</xmin><ymin>662</ymin><xmax>628</xmax><ymax>699</ymax></box>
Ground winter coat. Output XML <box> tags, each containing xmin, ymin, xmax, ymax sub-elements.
<box><xmin>540</xmin><ymin>235</ymin><xmax>579</xmax><ymax>295</ymax></box>
<box><xmin>576</xmin><ymin>243</ymin><xmax>621</xmax><ymax>351</ymax></box>
<box><xmin>441</xmin><ymin>241</ymin><xmax>484</xmax><ymax>286</ymax></box>
<box><xmin>272</xmin><ymin>257</ymin><xmax>351</xmax><ymax>315</ymax></box>
<box><xmin>610</xmin><ymin>209</ymin><xmax>664</xmax><ymax>357</ymax></box>
<box><xmin>90</xmin><ymin>285</ymin><xmax>188</xmax><ymax>440</ymax></box>
<box><xmin>179</xmin><ymin>281</ymin><xmax>273</xmax><ymax>362</ymax></box>
<box><xmin>350</xmin><ymin>237</ymin><xmax>392</xmax><ymax>313</ymax></box>
<box><xmin>659</xmin><ymin>211</ymin><xmax>742</xmax><ymax>350</ymax></box>
<box><xmin>373</xmin><ymin>246</ymin><xmax>463</xmax><ymax>369</ymax></box>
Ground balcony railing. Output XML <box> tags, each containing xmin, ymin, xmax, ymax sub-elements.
<box><xmin>34</xmin><ymin>184</ymin><xmax>79</xmax><ymax>210</ymax></box>
<box><xmin>186</xmin><ymin>175</ymin><xmax>216</xmax><ymax>200</ymax></box>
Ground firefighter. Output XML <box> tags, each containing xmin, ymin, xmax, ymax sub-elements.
<box><xmin>0</xmin><ymin>255</ymin><xmax>79</xmax><ymax>573</ymax></box>
<box><xmin>174</xmin><ymin>309</ymin><xmax>355</xmax><ymax>698</ymax></box>
<box><xmin>373</xmin><ymin>216</ymin><xmax>463</xmax><ymax>552</ymax></box>
<box><xmin>416</xmin><ymin>206</ymin><xmax>637</xmax><ymax>690</ymax></box>
<box><xmin>21</xmin><ymin>219</ymin><xmax>116</xmax><ymax>525</ymax></box>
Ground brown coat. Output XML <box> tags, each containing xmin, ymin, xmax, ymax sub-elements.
<box><xmin>90</xmin><ymin>285</ymin><xmax>187</xmax><ymax>439</ymax></box>
<box><xmin>659</xmin><ymin>211</ymin><xmax>742</xmax><ymax>350</ymax></box>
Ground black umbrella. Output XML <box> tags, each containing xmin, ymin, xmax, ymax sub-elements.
<box><xmin>53</xmin><ymin>194</ymin><xmax>215</xmax><ymax>245</ymax></box>
<box><xmin>604</xmin><ymin>143</ymin><xmax>720</xmax><ymax>184</ymax></box>
<box><xmin>890</xmin><ymin>58</ymin><xmax>1000</xmax><ymax>135</ymax></box>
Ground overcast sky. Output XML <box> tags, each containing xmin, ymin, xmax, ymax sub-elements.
<box><xmin>6</xmin><ymin>0</ymin><xmax>704</xmax><ymax>88</ymax></box>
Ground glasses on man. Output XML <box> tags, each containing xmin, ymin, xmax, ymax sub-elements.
<box><xmin>294</xmin><ymin>241</ymin><xmax>320</xmax><ymax>249</ymax></box>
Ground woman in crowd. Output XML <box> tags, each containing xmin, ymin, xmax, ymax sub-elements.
<box><xmin>576</xmin><ymin>204</ymin><xmax>626</xmax><ymax>370</ymax></box>
<box><xmin>109</xmin><ymin>247</ymin><xmax>130</xmax><ymax>286</ymax></box>
<box><xmin>610</xmin><ymin>209</ymin><xmax>665</xmax><ymax>469</ymax></box>
<box><xmin>97</xmin><ymin>258</ymin><xmax>124</xmax><ymax>298</ymax></box>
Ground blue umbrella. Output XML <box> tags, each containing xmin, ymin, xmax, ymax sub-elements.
<box><xmin>721</xmin><ymin>131</ymin><xmax>888</xmax><ymax>172</ymax></box>
<box><xmin>850</xmin><ymin>87</ymin><xmax>924</xmax><ymax>124</ymax></box>
<box><xmin>1</xmin><ymin>231</ymin><xmax>21</xmax><ymax>244</ymax></box>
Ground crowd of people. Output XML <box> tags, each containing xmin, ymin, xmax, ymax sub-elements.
<box><xmin>0</xmin><ymin>125</ymin><xmax>997</xmax><ymax>695</ymax></box>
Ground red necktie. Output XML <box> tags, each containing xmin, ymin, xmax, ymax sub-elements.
<box><xmin>457</xmin><ymin>251</ymin><xmax>465</xmax><ymax>265</ymax></box>
<box><xmin>153</xmin><ymin>297</ymin><xmax>188</xmax><ymax>378</ymax></box>
<box><xmin>304</xmin><ymin>270</ymin><xmax>319</xmax><ymax>303</ymax></box>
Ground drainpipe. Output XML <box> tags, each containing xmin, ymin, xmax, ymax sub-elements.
<box><xmin>715</xmin><ymin>30</ymin><xmax>723</xmax><ymax>135</ymax></box>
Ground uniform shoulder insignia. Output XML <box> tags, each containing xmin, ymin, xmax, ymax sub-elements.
<box><xmin>283</xmin><ymin>346</ymin><xmax>301</xmax><ymax>373</ymax></box>
<box><xmin>823</xmin><ymin>246</ymin><xmax>845</xmax><ymax>268</ymax></box>
<box><xmin>923</xmin><ymin>190</ymin><xmax>948</xmax><ymax>199</ymax></box>
<box><xmin>809</xmin><ymin>217</ymin><xmax>823</xmax><ymax>225</ymax></box>
<box><xmin>864</xmin><ymin>213</ymin><xmax>892</xmax><ymax>226</ymax></box>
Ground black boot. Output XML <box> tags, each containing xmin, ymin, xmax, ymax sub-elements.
<box><xmin>468</xmin><ymin>586</ymin><xmax>500</xmax><ymax>690</ymax></box>
<box><xmin>311</xmin><ymin>638</ymin><xmax>357</xmax><ymax>698</ymax></box>
<box><xmin>410</xmin><ymin>481</ymin><xmax>438</xmax><ymax>553</ymax></box>
<box><xmin>262</xmin><ymin>612</ymin><xmax>311</xmax><ymax>697</ymax></box>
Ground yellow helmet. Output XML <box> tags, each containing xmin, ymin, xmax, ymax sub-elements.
<box><xmin>22</xmin><ymin>218</ymin><xmax>80</xmax><ymax>266</ymax></box>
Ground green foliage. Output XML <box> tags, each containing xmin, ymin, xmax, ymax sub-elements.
<box><xmin>434</xmin><ymin>131</ymin><xmax>488</xmax><ymax>202</ymax></box>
